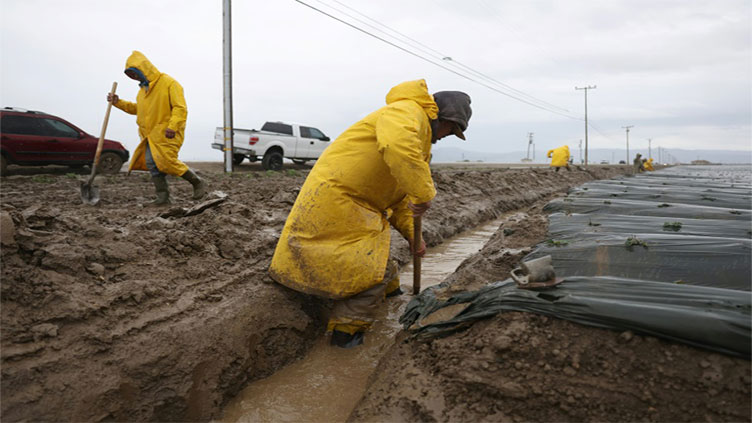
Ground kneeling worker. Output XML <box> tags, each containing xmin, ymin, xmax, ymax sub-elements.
<box><xmin>547</xmin><ymin>145</ymin><xmax>571</xmax><ymax>172</ymax></box>
<box><xmin>269</xmin><ymin>79</ymin><xmax>471</xmax><ymax>348</ymax></box>
<box><xmin>109</xmin><ymin>51</ymin><xmax>206</xmax><ymax>206</ymax></box>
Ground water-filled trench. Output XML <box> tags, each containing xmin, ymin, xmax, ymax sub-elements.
<box><xmin>220</xmin><ymin>216</ymin><xmax>508</xmax><ymax>422</ymax></box>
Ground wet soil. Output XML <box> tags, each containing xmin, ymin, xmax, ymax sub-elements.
<box><xmin>349</xmin><ymin>178</ymin><xmax>752</xmax><ymax>423</ymax></box>
<box><xmin>1</xmin><ymin>162</ymin><xmax>628</xmax><ymax>421</ymax></box>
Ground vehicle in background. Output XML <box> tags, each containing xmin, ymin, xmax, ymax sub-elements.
<box><xmin>600</xmin><ymin>160</ymin><xmax>609</xmax><ymax>164</ymax></box>
<box><xmin>619</xmin><ymin>160</ymin><xmax>626</xmax><ymax>164</ymax></box>
<box><xmin>0</xmin><ymin>107</ymin><xmax>129</xmax><ymax>176</ymax></box>
<box><xmin>212</xmin><ymin>121</ymin><xmax>330</xmax><ymax>171</ymax></box>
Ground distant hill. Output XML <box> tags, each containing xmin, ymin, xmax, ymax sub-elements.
<box><xmin>431</xmin><ymin>147</ymin><xmax>752</xmax><ymax>165</ymax></box>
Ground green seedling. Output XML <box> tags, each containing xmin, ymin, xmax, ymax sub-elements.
<box><xmin>673</xmin><ymin>280</ymin><xmax>686</xmax><ymax>285</ymax></box>
<box><xmin>663</xmin><ymin>222</ymin><xmax>682</xmax><ymax>232</ymax></box>
<box><xmin>65</xmin><ymin>173</ymin><xmax>78</xmax><ymax>179</ymax></box>
<box><xmin>730</xmin><ymin>210</ymin><xmax>742</xmax><ymax>215</ymax></box>
<box><xmin>286</xmin><ymin>169</ymin><xmax>299</xmax><ymax>177</ymax></box>
<box><xmin>245</xmin><ymin>172</ymin><xmax>256</xmax><ymax>179</ymax></box>
<box><xmin>625</xmin><ymin>236</ymin><xmax>648</xmax><ymax>250</ymax></box>
<box><xmin>265</xmin><ymin>170</ymin><xmax>278</xmax><ymax>177</ymax></box>
<box><xmin>588</xmin><ymin>220</ymin><xmax>601</xmax><ymax>227</ymax></box>
<box><xmin>31</xmin><ymin>175</ymin><xmax>54</xmax><ymax>183</ymax></box>
<box><xmin>657</xmin><ymin>203</ymin><xmax>671</xmax><ymax>208</ymax></box>
<box><xmin>563</xmin><ymin>198</ymin><xmax>573</xmax><ymax>202</ymax></box>
<box><xmin>545</xmin><ymin>239</ymin><xmax>569</xmax><ymax>247</ymax></box>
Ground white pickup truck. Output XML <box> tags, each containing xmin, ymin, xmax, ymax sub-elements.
<box><xmin>212</xmin><ymin>121</ymin><xmax>331</xmax><ymax>170</ymax></box>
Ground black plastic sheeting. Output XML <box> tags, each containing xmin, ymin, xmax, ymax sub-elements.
<box><xmin>401</xmin><ymin>166</ymin><xmax>752</xmax><ymax>357</ymax></box>
<box><xmin>544</xmin><ymin>197</ymin><xmax>751</xmax><ymax>220</ymax></box>
<box><xmin>547</xmin><ymin>213</ymin><xmax>752</xmax><ymax>240</ymax></box>
<box><xmin>401</xmin><ymin>277</ymin><xmax>751</xmax><ymax>358</ymax></box>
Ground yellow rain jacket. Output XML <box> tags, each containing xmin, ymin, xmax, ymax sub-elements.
<box><xmin>547</xmin><ymin>145</ymin><xmax>570</xmax><ymax>167</ymax></box>
<box><xmin>114</xmin><ymin>51</ymin><xmax>189</xmax><ymax>176</ymax></box>
<box><xmin>270</xmin><ymin>79</ymin><xmax>439</xmax><ymax>299</ymax></box>
<box><xmin>644</xmin><ymin>158</ymin><xmax>655</xmax><ymax>171</ymax></box>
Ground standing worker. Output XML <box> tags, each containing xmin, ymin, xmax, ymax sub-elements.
<box><xmin>633</xmin><ymin>153</ymin><xmax>645</xmax><ymax>173</ymax></box>
<box><xmin>547</xmin><ymin>145</ymin><xmax>571</xmax><ymax>172</ymax></box>
<box><xmin>108</xmin><ymin>51</ymin><xmax>206</xmax><ymax>206</ymax></box>
<box><xmin>269</xmin><ymin>79</ymin><xmax>471</xmax><ymax>348</ymax></box>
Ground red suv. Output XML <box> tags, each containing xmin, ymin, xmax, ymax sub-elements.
<box><xmin>0</xmin><ymin>107</ymin><xmax>129</xmax><ymax>176</ymax></box>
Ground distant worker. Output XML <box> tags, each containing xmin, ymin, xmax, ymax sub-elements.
<box><xmin>633</xmin><ymin>153</ymin><xmax>645</xmax><ymax>173</ymax></box>
<box><xmin>269</xmin><ymin>79</ymin><xmax>471</xmax><ymax>348</ymax></box>
<box><xmin>547</xmin><ymin>145</ymin><xmax>571</xmax><ymax>172</ymax></box>
<box><xmin>644</xmin><ymin>157</ymin><xmax>655</xmax><ymax>171</ymax></box>
<box><xmin>108</xmin><ymin>50</ymin><xmax>206</xmax><ymax>206</ymax></box>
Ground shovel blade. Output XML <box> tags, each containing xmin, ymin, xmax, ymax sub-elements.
<box><xmin>80</xmin><ymin>181</ymin><xmax>101</xmax><ymax>205</ymax></box>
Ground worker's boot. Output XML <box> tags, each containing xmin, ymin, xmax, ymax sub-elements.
<box><xmin>181</xmin><ymin>169</ymin><xmax>207</xmax><ymax>200</ymax></box>
<box><xmin>146</xmin><ymin>174</ymin><xmax>171</xmax><ymax>207</ymax></box>
<box><xmin>331</xmin><ymin>329</ymin><xmax>364</xmax><ymax>348</ymax></box>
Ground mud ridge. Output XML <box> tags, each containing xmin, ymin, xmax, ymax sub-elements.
<box><xmin>1</xmin><ymin>164</ymin><xmax>627</xmax><ymax>421</ymax></box>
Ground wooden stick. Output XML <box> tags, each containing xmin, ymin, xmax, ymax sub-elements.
<box><xmin>412</xmin><ymin>215</ymin><xmax>422</xmax><ymax>295</ymax></box>
<box><xmin>86</xmin><ymin>81</ymin><xmax>118</xmax><ymax>185</ymax></box>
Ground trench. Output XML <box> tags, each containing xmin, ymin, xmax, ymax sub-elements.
<box><xmin>219</xmin><ymin>216</ymin><xmax>509</xmax><ymax>422</ymax></box>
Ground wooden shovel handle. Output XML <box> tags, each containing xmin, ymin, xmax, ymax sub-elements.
<box><xmin>412</xmin><ymin>215</ymin><xmax>422</xmax><ymax>295</ymax></box>
<box><xmin>87</xmin><ymin>82</ymin><xmax>118</xmax><ymax>184</ymax></box>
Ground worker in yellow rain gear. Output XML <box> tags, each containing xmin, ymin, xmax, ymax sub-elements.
<box><xmin>644</xmin><ymin>158</ymin><xmax>655</xmax><ymax>171</ymax></box>
<box><xmin>547</xmin><ymin>145</ymin><xmax>571</xmax><ymax>172</ymax></box>
<box><xmin>269</xmin><ymin>79</ymin><xmax>472</xmax><ymax>348</ymax></box>
<box><xmin>108</xmin><ymin>51</ymin><xmax>206</xmax><ymax>206</ymax></box>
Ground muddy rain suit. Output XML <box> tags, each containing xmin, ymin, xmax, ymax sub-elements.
<box><xmin>547</xmin><ymin>145</ymin><xmax>571</xmax><ymax>170</ymax></box>
<box><xmin>114</xmin><ymin>51</ymin><xmax>189</xmax><ymax>177</ymax></box>
<box><xmin>270</xmin><ymin>79</ymin><xmax>439</xmax><ymax>334</ymax></box>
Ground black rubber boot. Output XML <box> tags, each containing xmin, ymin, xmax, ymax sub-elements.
<box><xmin>331</xmin><ymin>330</ymin><xmax>364</xmax><ymax>348</ymax></box>
<box><xmin>146</xmin><ymin>175</ymin><xmax>171</xmax><ymax>207</ymax></box>
<box><xmin>386</xmin><ymin>287</ymin><xmax>404</xmax><ymax>298</ymax></box>
<box><xmin>181</xmin><ymin>169</ymin><xmax>207</xmax><ymax>200</ymax></box>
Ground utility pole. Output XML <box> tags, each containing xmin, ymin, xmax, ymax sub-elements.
<box><xmin>648</xmin><ymin>138</ymin><xmax>652</xmax><ymax>160</ymax></box>
<box><xmin>622</xmin><ymin>125</ymin><xmax>634</xmax><ymax>164</ymax></box>
<box><xmin>222</xmin><ymin>0</ymin><xmax>234</xmax><ymax>173</ymax></box>
<box><xmin>579</xmin><ymin>139</ymin><xmax>582</xmax><ymax>164</ymax></box>
<box><xmin>575</xmin><ymin>85</ymin><xmax>596</xmax><ymax>166</ymax></box>
<box><xmin>526</xmin><ymin>132</ymin><xmax>533</xmax><ymax>161</ymax></box>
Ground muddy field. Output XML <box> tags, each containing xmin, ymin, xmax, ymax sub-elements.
<box><xmin>350</xmin><ymin>172</ymin><xmax>752</xmax><ymax>422</ymax></box>
<box><xmin>0</xmin><ymin>162</ymin><xmax>634</xmax><ymax>421</ymax></box>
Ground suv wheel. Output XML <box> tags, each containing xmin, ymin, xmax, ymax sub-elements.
<box><xmin>97</xmin><ymin>152</ymin><xmax>124</xmax><ymax>175</ymax></box>
<box><xmin>262</xmin><ymin>151</ymin><xmax>283</xmax><ymax>171</ymax></box>
<box><xmin>0</xmin><ymin>155</ymin><xmax>7</xmax><ymax>176</ymax></box>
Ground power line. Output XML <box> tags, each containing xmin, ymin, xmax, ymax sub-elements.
<box><xmin>294</xmin><ymin>0</ymin><xmax>581</xmax><ymax>120</ymax></box>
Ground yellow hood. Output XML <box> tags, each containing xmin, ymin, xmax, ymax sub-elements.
<box><xmin>385</xmin><ymin>79</ymin><xmax>439</xmax><ymax>120</ymax></box>
<box><xmin>125</xmin><ymin>51</ymin><xmax>161</xmax><ymax>84</ymax></box>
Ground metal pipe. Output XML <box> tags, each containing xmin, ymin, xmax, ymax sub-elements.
<box><xmin>222</xmin><ymin>0</ymin><xmax>234</xmax><ymax>173</ymax></box>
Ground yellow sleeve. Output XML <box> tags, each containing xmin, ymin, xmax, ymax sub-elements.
<box><xmin>388</xmin><ymin>196</ymin><xmax>414</xmax><ymax>242</ymax></box>
<box><xmin>375</xmin><ymin>106</ymin><xmax>436</xmax><ymax>204</ymax></box>
<box><xmin>114</xmin><ymin>99</ymin><xmax>137</xmax><ymax>115</ymax></box>
<box><xmin>167</xmin><ymin>82</ymin><xmax>187</xmax><ymax>132</ymax></box>
<box><xmin>547</xmin><ymin>150</ymin><xmax>554</xmax><ymax>158</ymax></box>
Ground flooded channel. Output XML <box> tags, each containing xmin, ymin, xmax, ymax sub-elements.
<box><xmin>220</xmin><ymin>216</ymin><xmax>509</xmax><ymax>422</ymax></box>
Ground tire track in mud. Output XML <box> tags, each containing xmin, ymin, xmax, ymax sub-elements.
<box><xmin>1</xmin><ymin>164</ymin><xmax>628</xmax><ymax>421</ymax></box>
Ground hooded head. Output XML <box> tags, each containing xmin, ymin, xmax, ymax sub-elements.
<box><xmin>124</xmin><ymin>51</ymin><xmax>161</xmax><ymax>91</ymax></box>
<box><xmin>385</xmin><ymin>79</ymin><xmax>439</xmax><ymax>120</ymax></box>
<box><xmin>432</xmin><ymin>91</ymin><xmax>472</xmax><ymax>140</ymax></box>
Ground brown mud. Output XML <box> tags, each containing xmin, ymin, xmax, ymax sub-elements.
<box><xmin>1</xmin><ymin>162</ymin><xmax>628</xmax><ymax>421</ymax></box>
<box><xmin>349</xmin><ymin>185</ymin><xmax>752</xmax><ymax>423</ymax></box>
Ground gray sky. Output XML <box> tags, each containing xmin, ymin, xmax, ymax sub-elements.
<box><xmin>1</xmin><ymin>0</ymin><xmax>750</xmax><ymax>161</ymax></box>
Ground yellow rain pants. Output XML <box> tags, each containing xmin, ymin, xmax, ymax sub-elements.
<box><xmin>270</xmin><ymin>79</ymin><xmax>439</xmax><ymax>331</ymax></box>
<box><xmin>114</xmin><ymin>51</ymin><xmax>189</xmax><ymax>177</ymax></box>
<box><xmin>644</xmin><ymin>158</ymin><xmax>655</xmax><ymax>171</ymax></box>
<box><xmin>547</xmin><ymin>145</ymin><xmax>571</xmax><ymax>168</ymax></box>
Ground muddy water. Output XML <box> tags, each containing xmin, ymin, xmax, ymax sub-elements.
<box><xmin>219</xmin><ymin>217</ymin><xmax>508</xmax><ymax>423</ymax></box>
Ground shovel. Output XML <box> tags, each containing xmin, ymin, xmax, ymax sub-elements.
<box><xmin>412</xmin><ymin>215</ymin><xmax>422</xmax><ymax>295</ymax></box>
<box><xmin>80</xmin><ymin>81</ymin><xmax>118</xmax><ymax>205</ymax></box>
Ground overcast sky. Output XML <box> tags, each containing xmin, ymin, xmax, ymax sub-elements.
<box><xmin>1</xmin><ymin>0</ymin><xmax>750</xmax><ymax>161</ymax></box>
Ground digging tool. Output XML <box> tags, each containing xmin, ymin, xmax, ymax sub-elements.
<box><xmin>510</xmin><ymin>255</ymin><xmax>563</xmax><ymax>290</ymax></box>
<box><xmin>412</xmin><ymin>215</ymin><xmax>422</xmax><ymax>295</ymax></box>
<box><xmin>80</xmin><ymin>82</ymin><xmax>118</xmax><ymax>205</ymax></box>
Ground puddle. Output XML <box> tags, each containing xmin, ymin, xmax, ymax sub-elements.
<box><xmin>220</xmin><ymin>216</ymin><xmax>509</xmax><ymax>423</ymax></box>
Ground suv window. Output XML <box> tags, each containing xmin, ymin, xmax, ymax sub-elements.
<box><xmin>41</xmin><ymin>119</ymin><xmax>79</xmax><ymax>138</ymax></box>
<box><xmin>1</xmin><ymin>114</ymin><xmax>45</xmax><ymax>135</ymax></box>
<box><xmin>262</xmin><ymin>122</ymin><xmax>293</xmax><ymax>136</ymax></box>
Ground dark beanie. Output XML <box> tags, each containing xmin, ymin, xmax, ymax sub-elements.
<box><xmin>433</xmin><ymin>91</ymin><xmax>472</xmax><ymax>132</ymax></box>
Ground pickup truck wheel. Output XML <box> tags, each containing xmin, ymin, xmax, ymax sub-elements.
<box><xmin>232</xmin><ymin>154</ymin><xmax>245</xmax><ymax>165</ymax></box>
<box><xmin>97</xmin><ymin>152</ymin><xmax>124</xmax><ymax>175</ymax></box>
<box><xmin>292</xmin><ymin>159</ymin><xmax>308</xmax><ymax>165</ymax></box>
<box><xmin>262</xmin><ymin>151</ymin><xmax>284</xmax><ymax>171</ymax></box>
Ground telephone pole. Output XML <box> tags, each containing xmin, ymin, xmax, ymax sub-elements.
<box><xmin>648</xmin><ymin>138</ymin><xmax>652</xmax><ymax>160</ymax></box>
<box><xmin>222</xmin><ymin>0</ymin><xmax>234</xmax><ymax>173</ymax></box>
<box><xmin>622</xmin><ymin>125</ymin><xmax>634</xmax><ymax>164</ymax></box>
<box><xmin>575</xmin><ymin>85</ymin><xmax>596</xmax><ymax>166</ymax></box>
<box><xmin>579</xmin><ymin>139</ymin><xmax>583</xmax><ymax>164</ymax></box>
<box><xmin>526</xmin><ymin>132</ymin><xmax>533</xmax><ymax>161</ymax></box>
